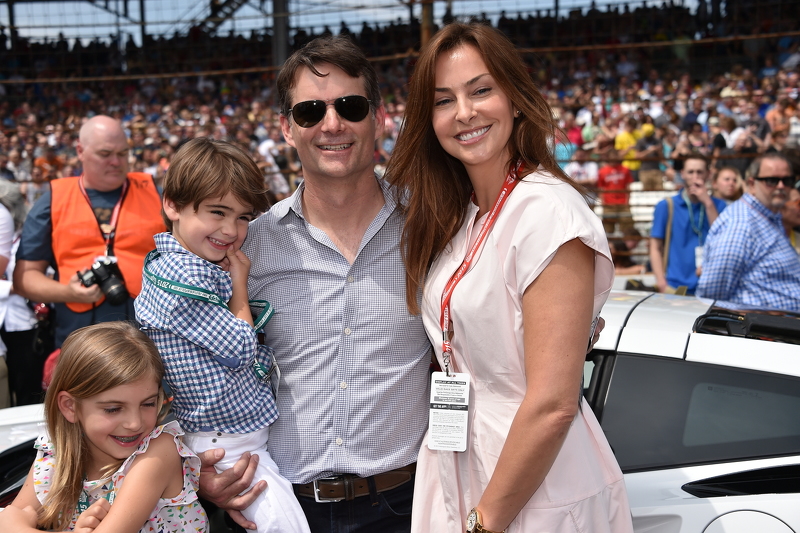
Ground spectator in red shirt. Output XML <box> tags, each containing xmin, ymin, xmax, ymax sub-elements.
<box><xmin>597</xmin><ymin>148</ymin><xmax>635</xmax><ymax>234</ymax></box>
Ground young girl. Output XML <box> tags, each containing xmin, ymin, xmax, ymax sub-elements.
<box><xmin>0</xmin><ymin>322</ymin><xmax>208</xmax><ymax>533</ymax></box>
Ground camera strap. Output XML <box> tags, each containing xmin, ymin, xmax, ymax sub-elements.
<box><xmin>78</xmin><ymin>175</ymin><xmax>128</xmax><ymax>256</ymax></box>
<box><xmin>143</xmin><ymin>250</ymin><xmax>276</xmax><ymax>383</ymax></box>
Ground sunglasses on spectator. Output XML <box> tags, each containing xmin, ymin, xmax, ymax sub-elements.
<box><xmin>753</xmin><ymin>176</ymin><xmax>796</xmax><ymax>187</ymax></box>
<box><xmin>288</xmin><ymin>95</ymin><xmax>371</xmax><ymax>128</ymax></box>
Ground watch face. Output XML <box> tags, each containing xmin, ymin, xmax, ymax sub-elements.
<box><xmin>466</xmin><ymin>510</ymin><xmax>478</xmax><ymax>531</ymax></box>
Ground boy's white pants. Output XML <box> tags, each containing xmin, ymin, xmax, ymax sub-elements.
<box><xmin>184</xmin><ymin>427</ymin><xmax>310</xmax><ymax>533</ymax></box>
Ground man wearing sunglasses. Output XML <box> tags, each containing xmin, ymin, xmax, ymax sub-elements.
<box><xmin>196</xmin><ymin>36</ymin><xmax>431</xmax><ymax>532</ymax></box>
<box><xmin>697</xmin><ymin>153</ymin><xmax>800</xmax><ymax>311</ymax></box>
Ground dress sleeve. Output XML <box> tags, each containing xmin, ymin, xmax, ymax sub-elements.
<box><xmin>113</xmin><ymin>421</ymin><xmax>200</xmax><ymax>493</ymax></box>
<box><xmin>503</xmin><ymin>178</ymin><xmax>614</xmax><ymax>317</ymax></box>
<box><xmin>32</xmin><ymin>434</ymin><xmax>56</xmax><ymax>505</ymax></box>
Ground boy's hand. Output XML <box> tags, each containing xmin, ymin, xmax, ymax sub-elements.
<box><xmin>75</xmin><ymin>499</ymin><xmax>110</xmax><ymax>533</ymax></box>
<box><xmin>226</xmin><ymin>246</ymin><xmax>251</xmax><ymax>285</ymax></box>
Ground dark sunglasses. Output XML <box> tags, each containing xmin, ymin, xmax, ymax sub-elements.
<box><xmin>754</xmin><ymin>176</ymin><xmax>796</xmax><ymax>188</ymax></box>
<box><xmin>288</xmin><ymin>95</ymin><xmax>371</xmax><ymax>128</ymax></box>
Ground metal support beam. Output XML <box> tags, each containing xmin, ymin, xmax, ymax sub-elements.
<box><xmin>421</xmin><ymin>0</ymin><xmax>433</xmax><ymax>47</ymax></box>
<box><xmin>85</xmin><ymin>0</ymin><xmax>139</xmax><ymax>24</ymax></box>
<box><xmin>272</xmin><ymin>0</ymin><xmax>288</xmax><ymax>67</ymax></box>
<box><xmin>139</xmin><ymin>0</ymin><xmax>145</xmax><ymax>54</ymax></box>
<box><xmin>6</xmin><ymin>0</ymin><xmax>16</xmax><ymax>48</ymax></box>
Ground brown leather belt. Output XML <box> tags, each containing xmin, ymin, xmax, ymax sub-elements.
<box><xmin>293</xmin><ymin>463</ymin><xmax>416</xmax><ymax>503</ymax></box>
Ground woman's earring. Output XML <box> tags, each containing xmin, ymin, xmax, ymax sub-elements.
<box><xmin>515</xmin><ymin>110</ymin><xmax>521</xmax><ymax>117</ymax></box>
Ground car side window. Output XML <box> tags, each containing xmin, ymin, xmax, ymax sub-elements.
<box><xmin>600</xmin><ymin>354</ymin><xmax>800</xmax><ymax>472</ymax></box>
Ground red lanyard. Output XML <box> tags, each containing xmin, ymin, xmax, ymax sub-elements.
<box><xmin>439</xmin><ymin>164</ymin><xmax>522</xmax><ymax>376</ymax></box>
<box><xmin>78</xmin><ymin>175</ymin><xmax>128</xmax><ymax>255</ymax></box>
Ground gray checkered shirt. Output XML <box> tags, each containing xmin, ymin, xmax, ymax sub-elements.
<box><xmin>244</xmin><ymin>179</ymin><xmax>431</xmax><ymax>484</ymax></box>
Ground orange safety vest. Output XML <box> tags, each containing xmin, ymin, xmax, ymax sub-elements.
<box><xmin>51</xmin><ymin>174</ymin><xmax>165</xmax><ymax>313</ymax></box>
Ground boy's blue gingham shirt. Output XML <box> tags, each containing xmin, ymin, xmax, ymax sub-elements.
<box><xmin>135</xmin><ymin>233</ymin><xmax>279</xmax><ymax>433</ymax></box>
<box><xmin>697</xmin><ymin>193</ymin><xmax>800</xmax><ymax>311</ymax></box>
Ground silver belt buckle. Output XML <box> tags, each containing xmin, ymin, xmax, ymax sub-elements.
<box><xmin>313</xmin><ymin>477</ymin><xmax>345</xmax><ymax>503</ymax></box>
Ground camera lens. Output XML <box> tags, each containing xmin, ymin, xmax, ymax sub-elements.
<box><xmin>101</xmin><ymin>278</ymin><xmax>129</xmax><ymax>305</ymax></box>
<box><xmin>91</xmin><ymin>259</ymin><xmax>130</xmax><ymax>306</ymax></box>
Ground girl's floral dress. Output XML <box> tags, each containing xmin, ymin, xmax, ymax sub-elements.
<box><xmin>33</xmin><ymin>420</ymin><xmax>209</xmax><ymax>532</ymax></box>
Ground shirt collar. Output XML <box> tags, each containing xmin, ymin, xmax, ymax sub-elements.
<box><xmin>274</xmin><ymin>175</ymin><xmax>397</xmax><ymax>221</ymax></box>
<box><xmin>154</xmin><ymin>232</ymin><xmax>224</xmax><ymax>270</ymax></box>
<box><xmin>742</xmin><ymin>192</ymin><xmax>783</xmax><ymax>224</ymax></box>
<box><xmin>155</xmin><ymin>232</ymin><xmax>187</xmax><ymax>253</ymax></box>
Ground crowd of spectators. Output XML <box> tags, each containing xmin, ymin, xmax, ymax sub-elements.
<box><xmin>1</xmin><ymin>4</ymin><xmax>799</xmax><ymax>229</ymax></box>
<box><xmin>1</xmin><ymin>6</ymin><xmax>800</xmax><ymax>409</ymax></box>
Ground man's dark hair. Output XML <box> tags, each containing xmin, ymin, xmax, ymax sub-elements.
<box><xmin>276</xmin><ymin>35</ymin><xmax>381</xmax><ymax>118</ymax></box>
<box><xmin>683</xmin><ymin>153</ymin><xmax>709</xmax><ymax>170</ymax></box>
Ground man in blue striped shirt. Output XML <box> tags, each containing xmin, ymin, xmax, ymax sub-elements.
<box><xmin>697</xmin><ymin>153</ymin><xmax>800</xmax><ymax>311</ymax></box>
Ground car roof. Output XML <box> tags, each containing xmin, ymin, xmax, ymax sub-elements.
<box><xmin>596</xmin><ymin>291</ymin><xmax>800</xmax><ymax>377</ymax></box>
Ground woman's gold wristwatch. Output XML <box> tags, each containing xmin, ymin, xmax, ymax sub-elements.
<box><xmin>466</xmin><ymin>508</ymin><xmax>505</xmax><ymax>533</ymax></box>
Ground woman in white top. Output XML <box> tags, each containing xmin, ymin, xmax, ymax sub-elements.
<box><xmin>387</xmin><ymin>23</ymin><xmax>632</xmax><ymax>533</ymax></box>
<box><xmin>0</xmin><ymin>180</ymin><xmax>41</xmax><ymax>405</ymax></box>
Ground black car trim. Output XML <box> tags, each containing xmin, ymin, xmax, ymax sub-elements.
<box><xmin>682</xmin><ymin>464</ymin><xmax>800</xmax><ymax>497</ymax></box>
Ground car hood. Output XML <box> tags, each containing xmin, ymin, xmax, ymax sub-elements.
<box><xmin>0</xmin><ymin>404</ymin><xmax>44</xmax><ymax>455</ymax></box>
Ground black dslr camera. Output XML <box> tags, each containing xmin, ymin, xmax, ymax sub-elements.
<box><xmin>77</xmin><ymin>257</ymin><xmax>129</xmax><ymax>306</ymax></box>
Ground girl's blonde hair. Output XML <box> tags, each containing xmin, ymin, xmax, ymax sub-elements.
<box><xmin>39</xmin><ymin>322</ymin><xmax>167</xmax><ymax>530</ymax></box>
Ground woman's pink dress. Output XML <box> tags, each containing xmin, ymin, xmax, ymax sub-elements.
<box><xmin>412</xmin><ymin>173</ymin><xmax>633</xmax><ymax>533</ymax></box>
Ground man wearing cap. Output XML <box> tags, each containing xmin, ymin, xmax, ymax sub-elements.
<box><xmin>634</xmin><ymin>123</ymin><xmax>662</xmax><ymax>190</ymax></box>
<box><xmin>697</xmin><ymin>153</ymin><xmax>800</xmax><ymax>310</ymax></box>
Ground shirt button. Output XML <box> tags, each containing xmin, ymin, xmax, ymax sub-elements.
<box><xmin>340</xmin><ymin>381</ymin><xmax>348</xmax><ymax>389</ymax></box>
<box><xmin>347</xmin><ymin>275</ymin><xmax>354</xmax><ymax>283</ymax></box>
<box><xmin>335</xmin><ymin>437</ymin><xmax>343</xmax><ymax>446</ymax></box>
<box><xmin>344</xmin><ymin>327</ymin><xmax>352</xmax><ymax>335</ymax></box>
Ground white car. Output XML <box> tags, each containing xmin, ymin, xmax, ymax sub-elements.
<box><xmin>2</xmin><ymin>290</ymin><xmax>799</xmax><ymax>532</ymax></box>
<box><xmin>590</xmin><ymin>291</ymin><xmax>800</xmax><ymax>533</ymax></box>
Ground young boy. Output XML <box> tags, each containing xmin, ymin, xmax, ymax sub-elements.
<box><xmin>134</xmin><ymin>137</ymin><xmax>310</xmax><ymax>533</ymax></box>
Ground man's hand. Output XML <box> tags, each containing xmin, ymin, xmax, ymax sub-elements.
<box><xmin>197</xmin><ymin>448</ymin><xmax>267</xmax><ymax>530</ymax></box>
<box><xmin>74</xmin><ymin>498</ymin><xmax>110</xmax><ymax>533</ymax></box>
<box><xmin>68</xmin><ymin>272</ymin><xmax>104</xmax><ymax>303</ymax></box>
<box><xmin>587</xmin><ymin>316</ymin><xmax>605</xmax><ymax>353</ymax></box>
<box><xmin>686</xmin><ymin>175</ymin><xmax>712</xmax><ymax>206</ymax></box>
<box><xmin>656</xmin><ymin>278</ymin><xmax>668</xmax><ymax>293</ymax></box>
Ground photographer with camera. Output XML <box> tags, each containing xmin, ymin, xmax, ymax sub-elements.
<box><xmin>13</xmin><ymin>116</ymin><xmax>165</xmax><ymax>349</ymax></box>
